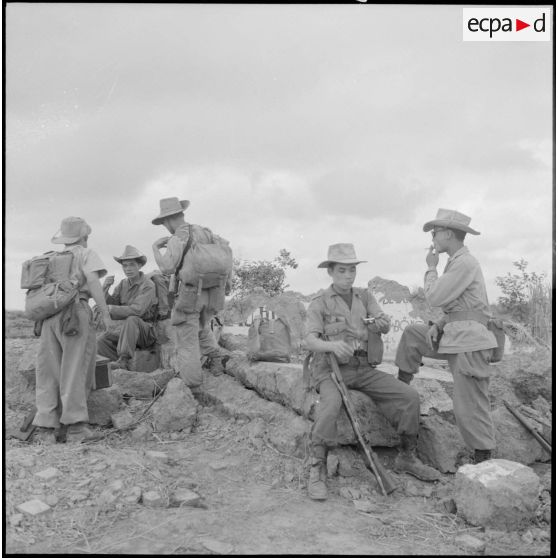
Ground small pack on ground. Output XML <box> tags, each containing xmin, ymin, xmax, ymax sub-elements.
<box><xmin>247</xmin><ymin>313</ymin><xmax>292</xmax><ymax>363</ymax></box>
<box><xmin>21</xmin><ymin>250</ymin><xmax>79</xmax><ymax>322</ymax></box>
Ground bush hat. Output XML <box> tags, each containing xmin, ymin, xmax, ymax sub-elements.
<box><xmin>318</xmin><ymin>243</ymin><xmax>367</xmax><ymax>268</ymax></box>
<box><xmin>114</xmin><ymin>245</ymin><xmax>147</xmax><ymax>267</ymax></box>
<box><xmin>423</xmin><ymin>208</ymin><xmax>480</xmax><ymax>235</ymax></box>
<box><xmin>152</xmin><ymin>197</ymin><xmax>190</xmax><ymax>225</ymax></box>
<box><xmin>51</xmin><ymin>217</ymin><xmax>92</xmax><ymax>244</ymax></box>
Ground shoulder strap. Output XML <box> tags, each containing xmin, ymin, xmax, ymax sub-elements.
<box><xmin>175</xmin><ymin>224</ymin><xmax>194</xmax><ymax>278</ymax></box>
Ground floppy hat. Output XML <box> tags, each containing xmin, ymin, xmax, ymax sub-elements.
<box><xmin>422</xmin><ymin>208</ymin><xmax>480</xmax><ymax>235</ymax></box>
<box><xmin>317</xmin><ymin>243</ymin><xmax>367</xmax><ymax>268</ymax></box>
<box><xmin>114</xmin><ymin>245</ymin><xmax>147</xmax><ymax>267</ymax></box>
<box><xmin>51</xmin><ymin>217</ymin><xmax>92</xmax><ymax>244</ymax></box>
<box><xmin>152</xmin><ymin>197</ymin><xmax>190</xmax><ymax>225</ymax></box>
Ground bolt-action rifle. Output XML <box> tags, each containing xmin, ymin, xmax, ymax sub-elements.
<box><xmin>325</xmin><ymin>346</ymin><xmax>398</xmax><ymax>496</ymax></box>
<box><xmin>503</xmin><ymin>400</ymin><xmax>552</xmax><ymax>454</ymax></box>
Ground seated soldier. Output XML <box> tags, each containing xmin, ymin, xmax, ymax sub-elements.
<box><xmin>97</xmin><ymin>245</ymin><xmax>158</xmax><ymax>370</ymax></box>
<box><xmin>305</xmin><ymin>243</ymin><xmax>440</xmax><ymax>500</ymax></box>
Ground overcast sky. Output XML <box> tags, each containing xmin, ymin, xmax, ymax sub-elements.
<box><xmin>4</xmin><ymin>3</ymin><xmax>554</xmax><ymax>311</ymax></box>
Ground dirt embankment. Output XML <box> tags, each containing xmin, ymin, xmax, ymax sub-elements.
<box><xmin>3</xmin><ymin>312</ymin><xmax>552</xmax><ymax>555</ymax></box>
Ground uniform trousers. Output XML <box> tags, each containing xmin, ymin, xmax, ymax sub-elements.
<box><xmin>311</xmin><ymin>355</ymin><xmax>420</xmax><ymax>448</ymax></box>
<box><xmin>33</xmin><ymin>300</ymin><xmax>96</xmax><ymax>428</ymax></box>
<box><xmin>395</xmin><ymin>323</ymin><xmax>495</xmax><ymax>450</ymax></box>
<box><xmin>96</xmin><ymin>315</ymin><xmax>156</xmax><ymax>361</ymax></box>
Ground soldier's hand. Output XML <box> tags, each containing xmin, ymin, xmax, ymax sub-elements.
<box><xmin>374</xmin><ymin>314</ymin><xmax>391</xmax><ymax>333</ymax></box>
<box><xmin>103</xmin><ymin>275</ymin><xmax>115</xmax><ymax>288</ymax></box>
<box><xmin>426</xmin><ymin>324</ymin><xmax>439</xmax><ymax>350</ymax></box>
<box><xmin>330</xmin><ymin>340</ymin><xmax>354</xmax><ymax>361</ymax></box>
<box><xmin>426</xmin><ymin>245</ymin><xmax>439</xmax><ymax>268</ymax></box>
<box><xmin>153</xmin><ymin>237</ymin><xmax>170</xmax><ymax>249</ymax></box>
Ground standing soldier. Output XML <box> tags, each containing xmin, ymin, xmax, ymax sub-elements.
<box><xmin>395</xmin><ymin>209</ymin><xmax>498</xmax><ymax>464</ymax></box>
<box><xmin>32</xmin><ymin>217</ymin><xmax>110</xmax><ymax>443</ymax></box>
<box><xmin>96</xmin><ymin>245</ymin><xmax>158</xmax><ymax>370</ymax></box>
<box><xmin>305</xmin><ymin>243</ymin><xmax>440</xmax><ymax>500</ymax></box>
<box><xmin>151</xmin><ymin>197</ymin><xmax>232</xmax><ymax>387</ymax></box>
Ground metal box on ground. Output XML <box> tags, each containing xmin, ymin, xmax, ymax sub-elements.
<box><xmin>94</xmin><ymin>355</ymin><xmax>111</xmax><ymax>390</ymax></box>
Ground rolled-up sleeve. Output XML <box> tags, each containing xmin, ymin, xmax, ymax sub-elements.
<box><xmin>305</xmin><ymin>299</ymin><xmax>324</xmax><ymax>337</ymax></box>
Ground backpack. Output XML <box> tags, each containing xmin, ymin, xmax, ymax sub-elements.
<box><xmin>247</xmin><ymin>314</ymin><xmax>292</xmax><ymax>363</ymax></box>
<box><xmin>178</xmin><ymin>224</ymin><xmax>233</xmax><ymax>291</ymax></box>
<box><xmin>21</xmin><ymin>250</ymin><xmax>79</xmax><ymax>322</ymax></box>
<box><xmin>144</xmin><ymin>270</ymin><xmax>171</xmax><ymax>319</ymax></box>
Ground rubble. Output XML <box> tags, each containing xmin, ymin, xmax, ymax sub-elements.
<box><xmin>170</xmin><ymin>488</ymin><xmax>202</xmax><ymax>507</ymax></box>
<box><xmin>151</xmin><ymin>378</ymin><xmax>198</xmax><ymax>433</ymax></box>
<box><xmin>454</xmin><ymin>459</ymin><xmax>540</xmax><ymax>529</ymax></box>
<box><xmin>17</xmin><ymin>499</ymin><xmax>51</xmax><ymax>516</ymax></box>
<box><xmin>454</xmin><ymin>534</ymin><xmax>485</xmax><ymax>553</ymax></box>
<box><xmin>142</xmin><ymin>490</ymin><xmax>166</xmax><ymax>508</ymax></box>
<box><xmin>87</xmin><ymin>386</ymin><xmax>123</xmax><ymax>426</ymax></box>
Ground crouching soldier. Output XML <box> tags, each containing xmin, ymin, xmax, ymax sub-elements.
<box><xmin>305</xmin><ymin>243</ymin><xmax>440</xmax><ymax>500</ymax></box>
<box><xmin>97</xmin><ymin>245</ymin><xmax>158</xmax><ymax>370</ymax></box>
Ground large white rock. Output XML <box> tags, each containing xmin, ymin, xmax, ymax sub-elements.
<box><xmin>151</xmin><ymin>377</ymin><xmax>198</xmax><ymax>433</ymax></box>
<box><xmin>455</xmin><ymin>459</ymin><xmax>540</xmax><ymax>529</ymax></box>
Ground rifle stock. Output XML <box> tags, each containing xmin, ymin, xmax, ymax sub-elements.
<box><xmin>504</xmin><ymin>400</ymin><xmax>552</xmax><ymax>454</ymax></box>
<box><xmin>326</xmin><ymin>352</ymin><xmax>398</xmax><ymax>496</ymax></box>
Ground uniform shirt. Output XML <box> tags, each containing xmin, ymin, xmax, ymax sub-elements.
<box><xmin>424</xmin><ymin>246</ymin><xmax>497</xmax><ymax>353</ymax></box>
<box><xmin>67</xmin><ymin>245</ymin><xmax>107</xmax><ymax>299</ymax></box>
<box><xmin>305</xmin><ymin>285</ymin><xmax>388</xmax><ymax>350</ymax></box>
<box><xmin>106</xmin><ymin>272</ymin><xmax>157</xmax><ymax>321</ymax></box>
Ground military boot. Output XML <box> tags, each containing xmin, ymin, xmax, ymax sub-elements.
<box><xmin>473</xmin><ymin>449</ymin><xmax>492</xmax><ymax>464</ymax></box>
<box><xmin>394</xmin><ymin>434</ymin><xmax>441</xmax><ymax>482</ymax></box>
<box><xmin>397</xmin><ymin>369</ymin><xmax>413</xmax><ymax>384</ymax></box>
<box><xmin>308</xmin><ymin>458</ymin><xmax>328</xmax><ymax>500</ymax></box>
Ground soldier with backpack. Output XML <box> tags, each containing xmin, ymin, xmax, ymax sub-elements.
<box><xmin>304</xmin><ymin>243</ymin><xmax>440</xmax><ymax>500</ymax></box>
<box><xmin>96</xmin><ymin>245</ymin><xmax>158</xmax><ymax>371</ymax></box>
<box><xmin>29</xmin><ymin>217</ymin><xmax>110</xmax><ymax>443</ymax></box>
<box><xmin>151</xmin><ymin>197</ymin><xmax>233</xmax><ymax>387</ymax></box>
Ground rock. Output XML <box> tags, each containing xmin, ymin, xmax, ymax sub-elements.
<box><xmin>87</xmin><ymin>386</ymin><xmax>123</xmax><ymax>426</ymax></box>
<box><xmin>170</xmin><ymin>488</ymin><xmax>201</xmax><ymax>507</ymax></box>
<box><xmin>146</xmin><ymin>451</ymin><xmax>168</xmax><ymax>463</ymax></box>
<box><xmin>111</xmin><ymin>409</ymin><xmax>135</xmax><ymax>429</ymax></box>
<box><xmin>17</xmin><ymin>499</ymin><xmax>50</xmax><ymax>516</ymax></box>
<box><xmin>209</xmin><ymin>461</ymin><xmax>228</xmax><ymax>471</ymax></box>
<box><xmin>353</xmin><ymin>499</ymin><xmax>378</xmax><ymax>513</ymax></box>
<box><xmin>10</xmin><ymin>513</ymin><xmax>24</xmax><ymax>526</ymax></box>
<box><xmin>45</xmin><ymin>495</ymin><xmax>59</xmax><ymax>507</ymax></box>
<box><xmin>200</xmin><ymin>538</ymin><xmax>234</xmax><ymax>554</ymax></box>
<box><xmin>531</xmin><ymin>527</ymin><xmax>550</xmax><ymax>542</ymax></box>
<box><xmin>142</xmin><ymin>490</ymin><xmax>166</xmax><ymax>508</ymax></box>
<box><xmin>69</xmin><ymin>491</ymin><xmax>90</xmax><ymax>503</ymax></box>
<box><xmin>414</xmin><ymin>378</ymin><xmax>453</xmax><ymax>414</ymax></box>
<box><xmin>108</xmin><ymin>480</ymin><xmax>124</xmax><ymax>492</ymax></box>
<box><xmin>151</xmin><ymin>378</ymin><xmax>198</xmax><ymax>432</ymax></box>
<box><xmin>111</xmin><ymin>368</ymin><xmax>176</xmax><ymax>399</ymax></box>
<box><xmin>454</xmin><ymin>459</ymin><xmax>540</xmax><ymax>529</ymax></box>
<box><xmin>97</xmin><ymin>488</ymin><xmax>118</xmax><ymax>506</ymax></box>
<box><xmin>455</xmin><ymin>534</ymin><xmax>486</xmax><ymax>553</ymax></box>
<box><xmin>511</xmin><ymin>367</ymin><xmax>551</xmax><ymax>404</ymax></box>
<box><xmin>7</xmin><ymin>450</ymin><xmax>35</xmax><ymax>468</ymax></box>
<box><xmin>492</xmin><ymin>407</ymin><xmax>547</xmax><ymax>464</ymax></box>
<box><xmin>131</xmin><ymin>422</ymin><xmax>153</xmax><ymax>441</ymax></box>
<box><xmin>521</xmin><ymin>530</ymin><xmax>534</xmax><ymax>544</ymax></box>
<box><xmin>327</xmin><ymin>454</ymin><xmax>339</xmax><ymax>477</ymax></box>
<box><xmin>339</xmin><ymin>486</ymin><xmax>361</xmax><ymax>500</ymax></box>
<box><xmin>441</xmin><ymin>498</ymin><xmax>457</xmax><ymax>514</ymax></box>
<box><xmin>129</xmin><ymin>349</ymin><xmax>160</xmax><ymax>373</ymax></box>
<box><xmin>124</xmin><ymin>486</ymin><xmax>142</xmax><ymax>503</ymax></box>
<box><xmin>34</xmin><ymin>467</ymin><xmax>60</xmax><ymax>481</ymax></box>
<box><xmin>18</xmin><ymin>343</ymin><xmax>40</xmax><ymax>387</ymax></box>
<box><xmin>417</xmin><ymin>414</ymin><xmax>467</xmax><ymax>473</ymax></box>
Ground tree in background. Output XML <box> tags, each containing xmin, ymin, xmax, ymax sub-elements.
<box><xmin>228</xmin><ymin>249</ymin><xmax>298</xmax><ymax>324</ymax></box>
<box><xmin>495</xmin><ymin>259</ymin><xmax>551</xmax><ymax>347</ymax></box>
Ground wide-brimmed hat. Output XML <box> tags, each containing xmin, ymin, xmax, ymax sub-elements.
<box><xmin>51</xmin><ymin>216</ymin><xmax>92</xmax><ymax>244</ymax></box>
<box><xmin>113</xmin><ymin>245</ymin><xmax>147</xmax><ymax>267</ymax></box>
<box><xmin>317</xmin><ymin>243</ymin><xmax>367</xmax><ymax>268</ymax></box>
<box><xmin>152</xmin><ymin>197</ymin><xmax>190</xmax><ymax>225</ymax></box>
<box><xmin>423</xmin><ymin>208</ymin><xmax>480</xmax><ymax>235</ymax></box>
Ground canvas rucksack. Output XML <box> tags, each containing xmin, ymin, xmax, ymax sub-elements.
<box><xmin>144</xmin><ymin>270</ymin><xmax>171</xmax><ymax>319</ymax></box>
<box><xmin>247</xmin><ymin>313</ymin><xmax>292</xmax><ymax>363</ymax></box>
<box><xmin>21</xmin><ymin>250</ymin><xmax>80</xmax><ymax>322</ymax></box>
<box><xmin>178</xmin><ymin>224</ymin><xmax>233</xmax><ymax>291</ymax></box>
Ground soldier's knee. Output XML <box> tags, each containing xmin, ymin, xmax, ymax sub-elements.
<box><xmin>125</xmin><ymin>315</ymin><xmax>142</xmax><ymax>325</ymax></box>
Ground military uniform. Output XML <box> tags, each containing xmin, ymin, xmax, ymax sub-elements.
<box><xmin>395</xmin><ymin>246</ymin><xmax>497</xmax><ymax>451</ymax></box>
<box><xmin>33</xmin><ymin>244</ymin><xmax>106</xmax><ymax>429</ymax></box>
<box><xmin>306</xmin><ymin>285</ymin><xmax>420</xmax><ymax>451</ymax></box>
<box><xmin>96</xmin><ymin>271</ymin><xmax>158</xmax><ymax>363</ymax></box>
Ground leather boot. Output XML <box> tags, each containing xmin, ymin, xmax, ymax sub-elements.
<box><xmin>473</xmin><ymin>449</ymin><xmax>492</xmax><ymax>464</ymax></box>
<box><xmin>308</xmin><ymin>443</ymin><xmax>328</xmax><ymax>500</ymax></box>
<box><xmin>394</xmin><ymin>434</ymin><xmax>441</xmax><ymax>482</ymax></box>
<box><xmin>397</xmin><ymin>369</ymin><xmax>413</xmax><ymax>384</ymax></box>
<box><xmin>308</xmin><ymin>458</ymin><xmax>328</xmax><ymax>500</ymax></box>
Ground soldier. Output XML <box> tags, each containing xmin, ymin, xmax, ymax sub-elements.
<box><xmin>32</xmin><ymin>217</ymin><xmax>110</xmax><ymax>443</ymax></box>
<box><xmin>395</xmin><ymin>209</ymin><xmax>498</xmax><ymax>464</ymax></box>
<box><xmin>151</xmin><ymin>197</ymin><xmax>232</xmax><ymax>387</ymax></box>
<box><xmin>96</xmin><ymin>245</ymin><xmax>158</xmax><ymax>370</ymax></box>
<box><xmin>305</xmin><ymin>243</ymin><xmax>440</xmax><ymax>500</ymax></box>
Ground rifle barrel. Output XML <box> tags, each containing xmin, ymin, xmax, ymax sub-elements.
<box><xmin>504</xmin><ymin>401</ymin><xmax>552</xmax><ymax>454</ymax></box>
